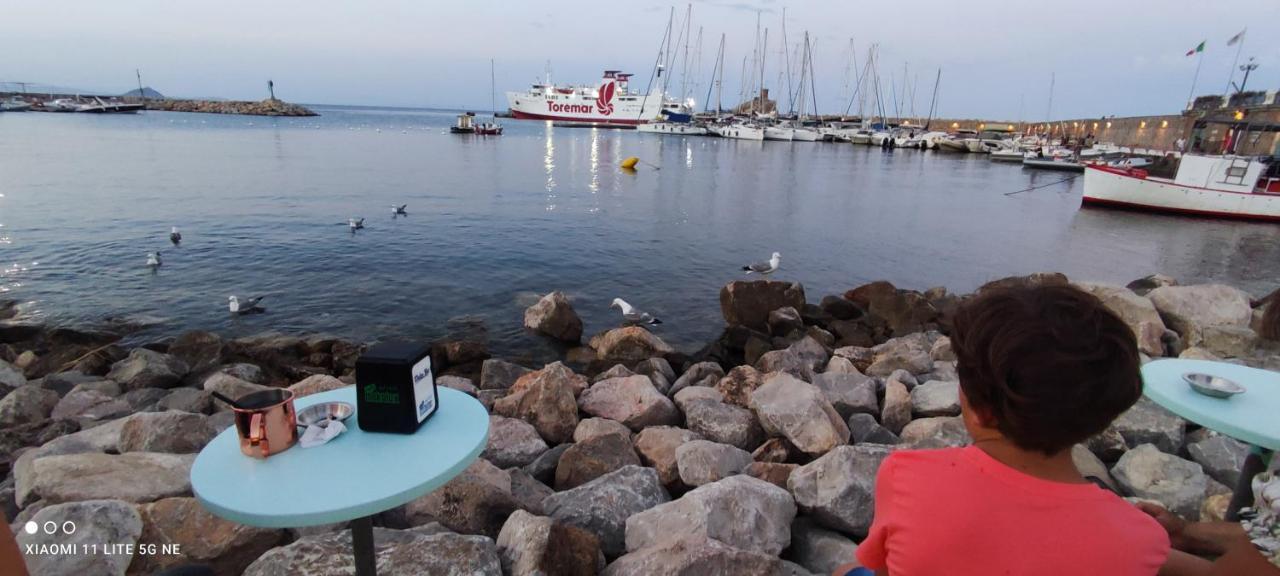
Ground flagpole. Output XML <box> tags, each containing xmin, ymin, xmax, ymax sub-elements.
<box><xmin>1187</xmin><ymin>50</ymin><xmax>1204</xmax><ymax>110</ymax></box>
<box><xmin>1224</xmin><ymin>33</ymin><xmax>1245</xmax><ymax>95</ymax></box>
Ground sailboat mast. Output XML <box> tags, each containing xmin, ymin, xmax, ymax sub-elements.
<box><xmin>760</xmin><ymin>28</ymin><xmax>768</xmax><ymax>115</ymax></box>
<box><xmin>782</xmin><ymin>8</ymin><xmax>793</xmax><ymax>116</ymax></box>
<box><xmin>924</xmin><ymin>68</ymin><xmax>940</xmax><ymax>130</ymax></box>
<box><xmin>807</xmin><ymin>34</ymin><xmax>819</xmax><ymax>120</ymax></box>
<box><xmin>679</xmin><ymin>4</ymin><xmax>691</xmax><ymax>102</ymax></box>
<box><xmin>716</xmin><ymin>34</ymin><xmax>725</xmax><ymax>115</ymax></box>
<box><xmin>490</xmin><ymin>59</ymin><xmax>496</xmax><ymax>118</ymax></box>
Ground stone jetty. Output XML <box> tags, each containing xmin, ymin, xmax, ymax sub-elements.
<box><xmin>1</xmin><ymin>272</ymin><xmax>1276</xmax><ymax>575</ymax></box>
<box><xmin>144</xmin><ymin>98</ymin><xmax>317</xmax><ymax>117</ymax></box>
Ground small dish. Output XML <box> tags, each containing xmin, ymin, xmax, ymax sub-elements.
<box><xmin>1182</xmin><ymin>372</ymin><xmax>1245</xmax><ymax>398</ymax></box>
<box><xmin>297</xmin><ymin>402</ymin><xmax>355</xmax><ymax>427</ymax></box>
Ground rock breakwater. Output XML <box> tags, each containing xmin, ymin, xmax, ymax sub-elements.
<box><xmin>145</xmin><ymin>98</ymin><xmax>317</xmax><ymax>117</ymax></box>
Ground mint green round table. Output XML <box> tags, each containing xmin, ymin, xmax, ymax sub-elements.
<box><xmin>191</xmin><ymin>385</ymin><xmax>488</xmax><ymax>576</ymax></box>
<box><xmin>1142</xmin><ymin>359</ymin><xmax>1279</xmax><ymax>520</ymax></box>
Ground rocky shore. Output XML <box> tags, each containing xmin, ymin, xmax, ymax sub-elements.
<box><xmin>144</xmin><ymin>98</ymin><xmax>317</xmax><ymax>117</ymax></box>
<box><xmin>1</xmin><ymin>272</ymin><xmax>1277</xmax><ymax>575</ymax></box>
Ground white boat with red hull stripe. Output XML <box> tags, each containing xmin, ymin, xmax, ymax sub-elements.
<box><xmin>1082</xmin><ymin>155</ymin><xmax>1280</xmax><ymax>222</ymax></box>
<box><xmin>507</xmin><ymin>70</ymin><xmax>690</xmax><ymax>126</ymax></box>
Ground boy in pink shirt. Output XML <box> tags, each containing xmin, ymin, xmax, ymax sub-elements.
<box><xmin>846</xmin><ymin>284</ymin><xmax>1209</xmax><ymax>576</ymax></box>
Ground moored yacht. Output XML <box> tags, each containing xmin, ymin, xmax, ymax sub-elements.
<box><xmin>1082</xmin><ymin>154</ymin><xmax>1280</xmax><ymax>221</ymax></box>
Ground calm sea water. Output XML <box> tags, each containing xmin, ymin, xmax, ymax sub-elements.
<box><xmin>2</xmin><ymin>106</ymin><xmax>1278</xmax><ymax>360</ymax></box>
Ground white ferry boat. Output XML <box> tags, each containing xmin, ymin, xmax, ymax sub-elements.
<box><xmin>506</xmin><ymin>70</ymin><xmax>691</xmax><ymax>126</ymax></box>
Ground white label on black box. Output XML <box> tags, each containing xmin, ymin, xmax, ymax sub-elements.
<box><xmin>412</xmin><ymin>355</ymin><xmax>436</xmax><ymax>422</ymax></box>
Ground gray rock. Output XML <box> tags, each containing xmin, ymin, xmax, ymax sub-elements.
<box><xmin>38</xmin><ymin>371</ymin><xmax>102</xmax><ymax>397</ymax></box>
<box><xmin>880</xmin><ymin>378</ymin><xmax>912</xmax><ymax>435</ymax></box>
<box><xmin>683</xmin><ymin>398</ymin><xmax>764</xmax><ymax>451</ymax></box>
<box><xmin>823</xmin><ymin>356</ymin><xmax>859</xmax><ymax>375</ymax></box>
<box><xmin>910</xmin><ymin>380</ymin><xmax>960</xmax><ymax>417</ymax></box>
<box><xmin>118</xmin><ymin>411</ymin><xmax>217</xmax><ymax>454</ymax></box>
<box><xmin>750</xmin><ymin>372</ymin><xmax>850</xmax><ymax>456</ymax></box>
<box><xmin>1071</xmin><ymin>444</ymin><xmax>1118</xmax><ymax>490</ymax></box>
<box><xmin>900</xmin><ymin>416</ymin><xmax>970</xmax><ymax>449</ymax></box>
<box><xmin>483</xmin><ymin>415</ymin><xmax>550</xmax><ymax>469</ymax></box>
<box><xmin>592</xmin><ymin>364</ymin><xmax>635</xmax><ymax>383</ymax></box>
<box><xmin>207</xmin><ymin>410</ymin><xmax>235</xmax><ymax>434</ymax></box>
<box><xmin>755</xmin><ymin>349</ymin><xmax>813</xmax><ymax>382</ymax></box>
<box><xmin>482</xmin><ymin>358</ymin><xmax>533</xmax><ymax>391</ymax></box>
<box><xmin>633</xmin><ymin>358</ymin><xmax>676</xmax><ymax>386</ymax></box>
<box><xmin>1186</xmin><ymin>434</ymin><xmax>1248</xmax><ymax>487</ymax></box>
<box><xmin>720</xmin><ymin>280</ymin><xmax>807</xmax><ymax>332</ymax></box>
<box><xmin>604</xmin><ymin>536</ymin><xmax>781</xmax><ymax>576</ymax></box>
<box><xmin>244</xmin><ymin>529</ymin><xmax>503</xmax><ymax>576</ymax></box>
<box><xmin>573</xmin><ymin>417</ymin><xmax>632</xmax><ymax>443</ymax></box>
<box><xmin>0</xmin><ymin>385</ymin><xmax>59</xmax><ymax>426</ymax></box>
<box><xmin>1198</xmin><ymin>325</ymin><xmax>1258</xmax><ymax>358</ymax></box>
<box><xmin>14</xmin><ymin>437</ymin><xmax>100</xmax><ymax>507</ymax></box>
<box><xmin>926</xmin><ymin>360</ymin><xmax>959</xmax><ymax>382</ymax></box>
<box><xmin>634</xmin><ymin>426</ymin><xmax>704</xmax><ymax>487</ymax></box>
<box><xmin>811</xmin><ymin>372</ymin><xmax>878</xmax><ymax>419</ymax></box>
<box><xmin>847</xmin><ymin>413</ymin><xmax>900</xmax><ymax>445</ymax></box>
<box><xmin>1112</xmin><ymin>444</ymin><xmax>1207</xmax><ymax>520</ymax></box>
<box><xmin>0</xmin><ymin>358</ymin><xmax>28</xmax><ymax>392</ymax></box>
<box><xmin>786</xmin><ymin>517</ymin><xmax>859</xmax><ymax>576</ymax></box>
<box><xmin>16</xmin><ymin>499</ymin><xmax>142</xmax><ymax>576</ymax></box>
<box><xmin>167</xmin><ymin>330</ymin><xmax>230</xmax><ymax>374</ymax></box>
<box><xmin>626</xmin><ymin>475</ymin><xmax>796</xmax><ymax>555</ymax></box>
<box><xmin>555</xmin><ymin>432</ymin><xmax>640</xmax><ymax>490</ymax></box>
<box><xmin>544</xmin><ymin>465</ymin><xmax>670</xmax><ymax>558</ymax></box>
<box><xmin>492</xmin><ymin>363</ymin><xmax>581</xmax><ymax>445</ymax></box>
<box><xmin>50</xmin><ymin>388</ymin><xmax>131</xmax><ymax>425</ymax></box>
<box><xmin>1127</xmin><ymin>273</ymin><xmax>1178</xmax><ymax>296</ymax></box>
<box><xmin>30</xmin><ymin>452</ymin><xmax>195</xmax><ymax>504</ymax></box>
<box><xmin>716</xmin><ymin>365</ymin><xmax>765</xmax><ymax>408</ymax></box>
<box><xmin>155</xmin><ymin>387</ymin><xmax>213</xmax><ymax>413</ymax></box>
<box><xmin>402</xmin><ymin>458</ymin><xmax>516</xmax><ymax>538</ymax></box>
<box><xmin>497</xmin><ymin>509</ymin><xmax>605</xmax><ymax>576</ymax></box>
<box><xmin>768</xmin><ymin>306</ymin><xmax>805</xmax><ymax>336</ymax></box>
<box><xmin>524</xmin><ymin>291</ymin><xmax>584</xmax><ymax>342</ymax></box>
<box><xmin>788</xmin><ymin>336</ymin><xmax>830</xmax><ymax>373</ymax></box>
<box><xmin>219</xmin><ymin>363</ymin><xmax>266</xmax><ymax>384</ymax></box>
<box><xmin>788</xmin><ymin>444</ymin><xmax>895</xmax><ymax>536</ymax></box>
<box><xmin>590</xmin><ymin>327</ymin><xmax>674</xmax><ymax>363</ymax></box>
<box><xmin>578</xmin><ymin>375</ymin><xmax>678</xmax><ymax>431</ymax></box>
<box><xmin>106</xmin><ymin>348</ymin><xmax>189</xmax><ymax>391</ymax></box>
<box><xmin>508</xmin><ymin>468</ymin><xmax>555</xmax><ymax>516</ymax></box>
<box><xmin>1111</xmin><ymin>397</ymin><xmax>1185</xmax><ymax>454</ymax></box>
<box><xmin>886</xmin><ymin>369</ymin><xmax>918</xmax><ymax>390</ymax></box>
<box><xmin>1148</xmin><ymin>284</ymin><xmax>1253</xmax><ymax>346</ymax></box>
<box><xmin>522</xmin><ymin>443</ymin><xmax>572</xmax><ymax>486</ymax></box>
<box><xmin>865</xmin><ymin>336</ymin><xmax>933</xmax><ymax>377</ymax></box>
<box><xmin>675</xmin><ymin>440</ymin><xmax>754</xmax><ymax>487</ymax></box>
<box><xmin>669</xmin><ymin>362</ymin><xmax>725</xmax><ymax>397</ymax></box>
<box><xmin>1074</xmin><ymin>283</ymin><xmax>1167</xmax><ymax>357</ymax></box>
<box><xmin>121</xmin><ymin>387</ymin><xmax>169</xmax><ymax>411</ymax></box>
<box><xmin>929</xmin><ymin>336</ymin><xmax>955</xmax><ymax>362</ymax></box>
<box><xmin>286</xmin><ymin>374</ymin><xmax>347</xmax><ymax>398</ymax></box>
<box><xmin>673</xmin><ymin>385</ymin><xmax>723</xmax><ymax>413</ymax></box>
<box><xmin>1086</xmin><ymin>427</ymin><xmax>1129</xmax><ymax>462</ymax></box>
<box><xmin>46</xmin><ymin>413</ymin><xmax>134</xmax><ymax>453</ymax></box>
<box><xmin>745</xmin><ymin>461</ymin><xmax>799</xmax><ymax>489</ymax></box>
<box><xmin>132</xmin><ymin>496</ymin><xmax>287</xmax><ymax>576</ymax></box>
<box><xmin>202</xmin><ymin>373</ymin><xmax>273</xmax><ymax>409</ymax></box>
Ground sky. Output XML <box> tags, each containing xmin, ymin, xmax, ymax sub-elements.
<box><xmin>3</xmin><ymin>0</ymin><xmax>1278</xmax><ymax>120</ymax></box>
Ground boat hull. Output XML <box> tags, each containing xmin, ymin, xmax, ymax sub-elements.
<box><xmin>763</xmin><ymin>126</ymin><xmax>794</xmax><ymax>141</ymax></box>
<box><xmin>1023</xmin><ymin>158</ymin><xmax>1084</xmax><ymax>172</ymax></box>
<box><xmin>1081</xmin><ymin>165</ymin><xmax>1280</xmax><ymax>222</ymax></box>
<box><xmin>791</xmin><ymin>128</ymin><xmax>820</xmax><ymax>142</ymax></box>
<box><xmin>714</xmin><ymin>125</ymin><xmax>764</xmax><ymax>140</ymax></box>
<box><xmin>636</xmin><ymin>122</ymin><xmax>707</xmax><ymax>135</ymax></box>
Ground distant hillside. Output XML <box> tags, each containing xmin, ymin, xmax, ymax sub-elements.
<box><xmin>121</xmin><ymin>86</ymin><xmax>165</xmax><ymax>99</ymax></box>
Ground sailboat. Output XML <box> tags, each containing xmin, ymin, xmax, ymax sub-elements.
<box><xmin>637</xmin><ymin>5</ymin><xmax>707</xmax><ymax>136</ymax></box>
<box><xmin>785</xmin><ymin>32</ymin><xmax>820</xmax><ymax>142</ymax></box>
<box><xmin>475</xmin><ymin>60</ymin><xmax>504</xmax><ymax>135</ymax></box>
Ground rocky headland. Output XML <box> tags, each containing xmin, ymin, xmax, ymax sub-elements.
<box><xmin>1</xmin><ymin>272</ymin><xmax>1277</xmax><ymax>575</ymax></box>
<box><xmin>144</xmin><ymin>98</ymin><xmax>317</xmax><ymax>117</ymax></box>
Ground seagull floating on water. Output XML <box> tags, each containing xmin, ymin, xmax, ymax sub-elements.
<box><xmin>146</xmin><ymin>252</ymin><xmax>162</xmax><ymax>269</ymax></box>
<box><xmin>228</xmin><ymin>295</ymin><xmax>266</xmax><ymax>314</ymax></box>
<box><xmin>392</xmin><ymin>204</ymin><xmax>408</xmax><ymax>216</ymax></box>
<box><xmin>169</xmin><ymin>227</ymin><xmax>182</xmax><ymax>246</ymax></box>
<box><xmin>348</xmin><ymin>217</ymin><xmax>365</xmax><ymax>231</ymax></box>
<box><xmin>742</xmin><ymin>252</ymin><xmax>781</xmax><ymax>275</ymax></box>
<box><xmin>611</xmin><ymin>298</ymin><xmax>663</xmax><ymax>326</ymax></box>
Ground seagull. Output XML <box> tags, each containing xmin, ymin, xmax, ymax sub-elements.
<box><xmin>169</xmin><ymin>227</ymin><xmax>182</xmax><ymax>246</ymax></box>
<box><xmin>146</xmin><ymin>252</ymin><xmax>162</xmax><ymax>269</ymax></box>
<box><xmin>228</xmin><ymin>295</ymin><xmax>266</xmax><ymax>314</ymax></box>
<box><xmin>348</xmin><ymin>217</ymin><xmax>365</xmax><ymax>231</ymax></box>
<box><xmin>392</xmin><ymin>204</ymin><xmax>408</xmax><ymax>216</ymax></box>
<box><xmin>611</xmin><ymin>298</ymin><xmax>663</xmax><ymax>325</ymax></box>
<box><xmin>742</xmin><ymin>252</ymin><xmax>781</xmax><ymax>275</ymax></box>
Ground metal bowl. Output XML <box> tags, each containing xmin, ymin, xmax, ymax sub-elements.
<box><xmin>1182</xmin><ymin>372</ymin><xmax>1245</xmax><ymax>398</ymax></box>
<box><xmin>297</xmin><ymin>402</ymin><xmax>355</xmax><ymax>427</ymax></box>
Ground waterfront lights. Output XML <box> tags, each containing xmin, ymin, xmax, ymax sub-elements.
<box><xmin>1106</xmin><ymin>122</ymin><xmax>1112</xmax><ymax>129</ymax></box>
<box><xmin>1008</xmin><ymin>124</ymin><xmax>1015</xmax><ymax>130</ymax></box>
<box><xmin>1073</xmin><ymin>122</ymin><xmax>1078</xmax><ymax>127</ymax></box>
<box><xmin>1161</xmin><ymin>120</ymin><xmax>1169</xmax><ymax>128</ymax></box>
<box><xmin>1234</xmin><ymin>110</ymin><xmax>1244</xmax><ymax>120</ymax></box>
<box><xmin>1140</xmin><ymin>121</ymin><xmax>1147</xmax><ymax>129</ymax></box>
<box><xmin>951</xmin><ymin>122</ymin><xmax>959</xmax><ymax>128</ymax></box>
<box><xmin>979</xmin><ymin>123</ymin><xmax>985</xmax><ymax>129</ymax></box>
<box><xmin>1093</xmin><ymin>122</ymin><xmax>1099</xmax><ymax>130</ymax></box>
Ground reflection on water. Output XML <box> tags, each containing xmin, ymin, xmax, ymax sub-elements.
<box><xmin>0</xmin><ymin>106</ymin><xmax>1276</xmax><ymax>360</ymax></box>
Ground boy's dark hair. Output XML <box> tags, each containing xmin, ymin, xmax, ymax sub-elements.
<box><xmin>950</xmin><ymin>284</ymin><xmax>1142</xmax><ymax>455</ymax></box>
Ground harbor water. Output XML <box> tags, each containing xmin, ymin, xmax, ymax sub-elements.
<box><xmin>2</xmin><ymin>106</ymin><xmax>1277</xmax><ymax>359</ymax></box>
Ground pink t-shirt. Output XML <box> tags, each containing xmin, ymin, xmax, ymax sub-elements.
<box><xmin>856</xmin><ymin>446</ymin><xmax>1170</xmax><ymax>575</ymax></box>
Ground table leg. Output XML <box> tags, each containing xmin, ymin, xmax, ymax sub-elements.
<box><xmin>1225</xmin><ymin>446</ymin><xmax>1272</xmax><ymax>522</ymax></box>
<box><xmin>351</xmin><ymin>516</ymin><xmax>377</xmax><ymax>576</ymax></box>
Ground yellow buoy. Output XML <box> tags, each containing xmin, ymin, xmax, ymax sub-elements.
<box><xmin>620</xmin><ymin>157</ymin><xmax>639</xmax><ymax>169</ymax></box>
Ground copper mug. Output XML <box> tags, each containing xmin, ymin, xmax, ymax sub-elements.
<box><xmin>233</xmin><ymin>389</ymin><xmax>298</xmax><ymax>458</ymax></box>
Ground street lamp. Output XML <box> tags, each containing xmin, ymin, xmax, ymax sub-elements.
<box><xmin>1235</xmin><ymin>57</ymin><xmax>1259</xmax><ymax>94</ymax></box>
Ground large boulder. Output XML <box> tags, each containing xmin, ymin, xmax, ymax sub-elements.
<box><xmin>132</xmin><ymin>496</ymin><xmax>286</xmax><ymax>576</ymax></box>
<box><xmin>497</xmin><ymin>510</ymin><xmax>605</xmax><ymax>576</ymax></box>
<box><xmin>1110</xmin><ymin>397</ymin><xmax>1185</xmax><ymax>454</ymax></box>
<box><xmin>156</xmin><ymin>387</ymin><xmax>213</xmax><ymax>413</ymax></box>
<box><xmin>555</xmin><ymin>432</ymin><xmax>641</xmax><ymax>490</ymax></box>
<box><xmin>603</xmin><ymin>536</ymin><xmax>781</xmax><ymax>576</ymax></box>
<box><xmin>482</xmin><ymin>359</ymin><xmax>533</xmax><ymax>390</ymax></box>
<box><xmin>0</xmin><ymin>384</ymin><xmax>59</xmax><ymax>426</ymax></box>
<box><xmin>675</xmin><ymin>440</ymin><xmax>754</xmax><ymax>487</ymax></box>
<box><xmin>768</xmin><ymin>306</ymin><xmax>805</xmax><ymax>336</ymax></box>
<box><xmin>494</xmin><ymin>365</ymin><xmax>580</xmax><ymax>445</ymax></box>
<box><xmin>590</xmin><ymin>327</ymin><xmax>674</xmax><ymax>363</ymax></box>
<box><xmin>900</xmin><ymin>416</ymin><xmax>970</xmax><ymax>449</ymax></box>
<box><xmin>625</xmin><ymin>475</ymin><xmax>796</xmax><ymax>556</ymax></box>
<box><xmin>509</xmin><ymin>468</ymin><xmax>555</xmax><ymax>516</ymax></box>
<box><xmin>544</xmin><ymin>466</ymin><xmax>670</xmax><ymax>558</ymax></box>
<box><xmin>1198</xmin><ymin>325</ymin><xmax>1259</xmax><ymax>358</ymax></box>
<box><xmin>573</xmin><ymin>417</ymin><xmax>632</xmax><ymax>443</ymax></box>
<box><xmin>29</xmin><ymin>452</ymin><xmax>195</xmax><ymax>504</ymax></box>
<box><xmin>880</xmin><ymin>377</ymin><xmax>912</xmax><ymax>435</ymax></box>
<box><xmin>1186</xmin><ymin>434</ymin><xmax>1249</xmax><ymax>488</ymax></box>
<box><xmin>523</xmin><ymin>443</ymin><xmax>572</xmax><ymax>486</ymax></box>
<box><xmin>715</xmin><ymin>365</ymin><xmax>765</xmax><ymax>408</ymax></box>
<box><xmin>482</xmin><ymin>415</ymin><xmax>550</xmax><ymax>469</ymax></box>
<box><xmin>720</xmin><ymin>280</ymin><xmax>806</xmax><ymax>332</ymax></box>
<box><xmin>910</xmin><ymin>380</ymin><xmax>961</xmax><ymax>417</ymax></box>
<box><xmin>524</xmin><ymin>291</ymin><xmax>584</xmax><ymax>342</ymax></box>
<box><xmin>634</xmin><ymin>426</ymin><xmax>704</xmax><ymax>487</ymax></box>
<box><xmin>788</xmin><ymin>445</ymin><xmax>895</xmax><ymax>537</ymax></box>
<box><xmin>750</xmin><ymin>372</ymin><xmax>849</xmax><ymax>456</ymax></box>
<box><xmin>286</xmin><ymin>374</ymin><xmax>347</xmax><ymax>398</ymax></box>
<box><xmin>244</xmin><ymin>528</ymin><xmax>502</xmax><ymax>576</ymax></box>
<box><xmin>1</xmin><ymin>358</ymin><xmax>28</xmax><ymax>391</ymax></box>
<box><xmin>13</xmin><ymin>436</ymin><xmax>100</xmax><ymax>507</ymax></box>
<box><xmin>682</xmin><ymin>398</ymin><xmax>765</xmax><ymax>451</ymax></box>
<box><xmin>579</xmin><ymin>375</ymin><xmax>678</xmax><ymax>431</ymax></box>
<box><xmin>118</xmin><ymin>411</ymin><xmax>217</xmax><ymax>454</ymax></box>
<box><xmin>1147</xmin><ymin>284</ymin><xmax>1253</xmax><ymax>346</ymax></box>
<box><xmin>202</xmin><ymin>372</ymin><xmax>273</xmax><ymax>407</ymax></box>
<box><xmin>1075</xmin><ymin>283</ymin><xmax>1167</xmax><ymax>356</ymax></box>
<box><xmin>847</xmin><ymin>413</ymin><xmax>901</xmax><ymax>445</ymax></box>
<box><xmin>811</xmin><ymin>372</ymin><xmax>878</xmax><ymax>419</ymax></box>
<box><xmin>667</xmin><ymin>362</ymin><xmax>724</xmax><ymax>397</ymax></box>
<box><xmin>1112</xmin><ymin>444</ymin><xmax>1207</xmax><ymax>520</ymax></box>
<box><xmin>403</xmin><ymin>458</ymin><xmax>516</xmax><ymax>538</ymax></box>
<box><xmin>167</xmin><ymin>330</ymin><xmax>230</xmax><ymax>374</ymax></box>
<box><xmin>106</xmin><ymin>348</ymin><xmax>189</xmax><ymax>391</ymax></box>
<box><xmin>786</xmin><ymin>517</ymin><xmax>860</xmax><ymax>576</ymax></box>
<box><xmin>754</xmin><ymin>349</ymin><xmax>813</xmax><ymax>382</ymax></box>
<box><xmin>16</xmin><ymin>499</ymin><xmax>142</xmax><ymax>576</ymax></box>
<box><xmin>865</xmin><ymin>335</ymin><xmax>933</xmax><ymax>377</ymax></box>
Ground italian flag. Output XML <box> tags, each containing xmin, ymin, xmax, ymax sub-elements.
<box><xmin>1186</xmin><ymin>41</ymin><xmax>1205</xmax><ymax>56</ymax></box>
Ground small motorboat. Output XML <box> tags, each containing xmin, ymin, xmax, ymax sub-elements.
<box><xmin>474</xmin><ymin>119</ymin><xmax>503</xmax><ymax>135</ymax></box>
<box><xmin>42</xmin><ymin>98</ymin><xmax>82</xmax><ymax>112</ymax></box>
<box><xmin>1022</xmin><ymin>151</ymin><xmax>1085</xmax><ymax>172</ymax></box>
<box><xmin>0</xmin><ymin>96</ymin><xmax>32</xmax><ymax>112</ymax></box>
<box><xmin>989</xmin><ymin>148</ymin><xmax>1025</xmax><ymax>162</ymax></box>
<box><xmin>76</xmin><ymin>97</ymin><xmax>144</xmax><ymax>114</ymax></box>
<box><xmin>450</xmin><ymin>112</ymin><xmax>477</xmax><ymax>134</ymax></box>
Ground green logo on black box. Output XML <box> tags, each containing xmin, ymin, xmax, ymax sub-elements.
<box><xmin>363</xmin><ymin>383</ymin><xmax>400</xmax><ymax>405</ymax></box>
